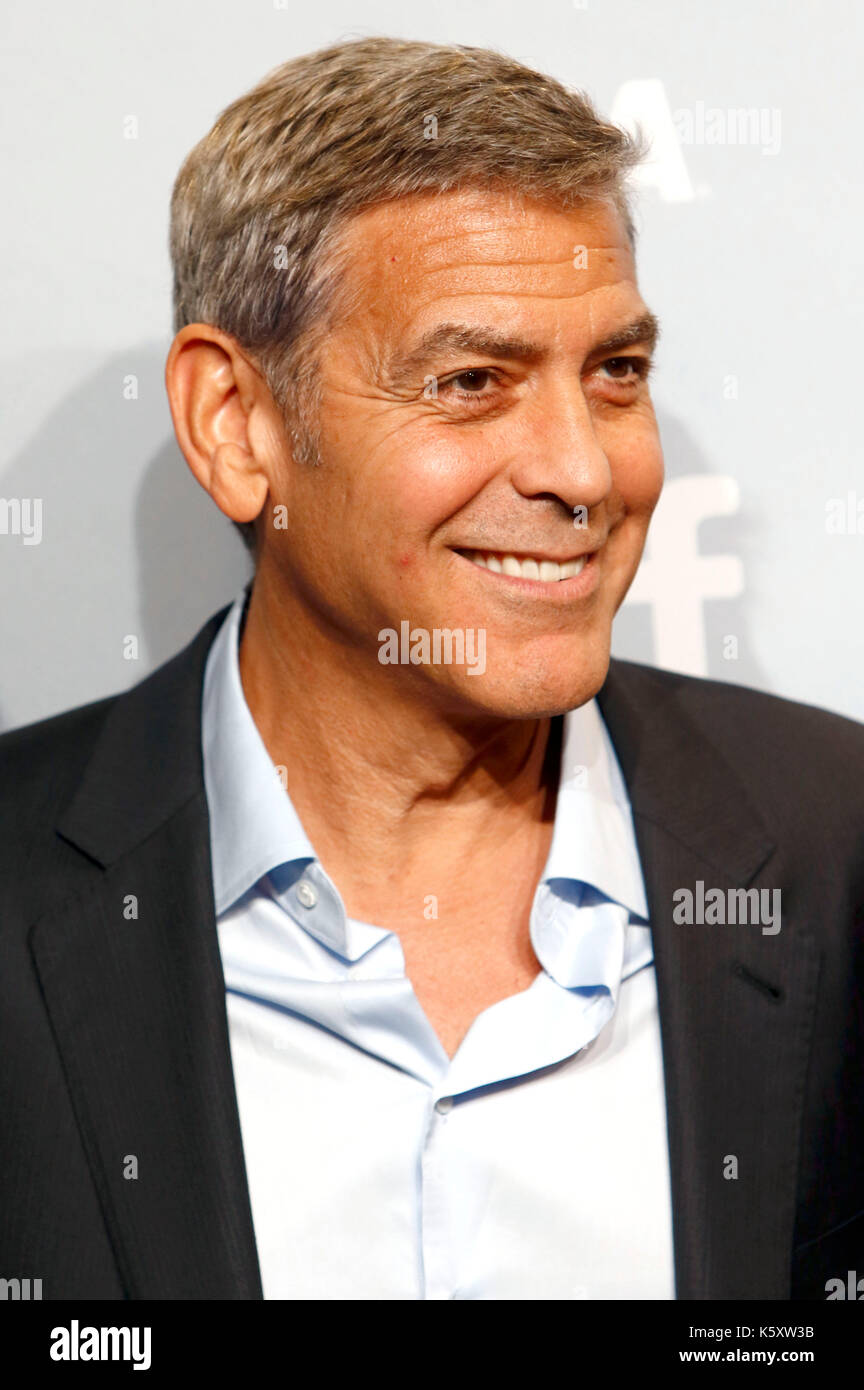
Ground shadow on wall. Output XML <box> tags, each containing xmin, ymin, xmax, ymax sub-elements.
<box><xmin>135</xmin><ymin>435</ymin><xmax>251</xmax><ymax>667</ymax></box>
<box><xmin>0</xmin><ymin>342</ymin><xmax>768</xmax><ymax>733</ymax></box>
<box><xmin>0</xmin><ymin>346</ymin><xmax>249</xmax><ymax>732</ymax></box>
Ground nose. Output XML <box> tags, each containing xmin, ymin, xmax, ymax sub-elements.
<box><xmin>506</xmin><ymin>372</ymin><xmax>613</xmax><ymax>515</ymax></box>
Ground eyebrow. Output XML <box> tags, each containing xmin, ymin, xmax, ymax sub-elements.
<box><xmin>386</xmin><ymin>311</ymin><xmax>661</xmax><ymax>387</ymax></box>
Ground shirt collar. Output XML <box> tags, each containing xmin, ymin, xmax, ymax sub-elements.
<box><xmin>202</xmin><ymin>587</ymin><xmax>316</xmax><ymax>916</ymax></box>
<box><xmin>542</xmin><ymin>696</ymin><xmax>648</xmax><ymax>920</ymax></box>
<box><xmin>202</xmin><ymin>589</ymin><xmax>648</xmax><ymax>945</ymax></box>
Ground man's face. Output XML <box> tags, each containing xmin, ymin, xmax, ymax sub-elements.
<box><xmin>262</xmin><ymin>188</ymin><xmax>663</xmax><ymax>717</ymax></box>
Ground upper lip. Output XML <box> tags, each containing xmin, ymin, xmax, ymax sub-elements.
<box><xmin>452</xmin><ymin>544</ymin><xmax>601</xmax><ymax>563</ymax></box>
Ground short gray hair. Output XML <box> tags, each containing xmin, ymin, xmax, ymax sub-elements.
<box><xmin>169</xmin><ymin>36</ymin><xmax>647</xmax><ymax>557</ymax></box>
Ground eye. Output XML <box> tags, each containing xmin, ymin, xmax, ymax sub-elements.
<box><xmin>598</xmin><ymin>356</ymin><xmax>653</xmax><ymax>383</ymax></box>
<box><xmin>437</xmin><ymin>367</ymin><xmax>499</xmax><ymax>398</ymax></box>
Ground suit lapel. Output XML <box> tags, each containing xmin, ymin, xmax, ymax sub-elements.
<box><xmin>598</xmin><ymin>660</ymin><xmax>819</xmax><ymax>1299</ymax></box>
<box><xmin>29</xmin><ymin>607</ymin><xmax>262</xmax><ymax>1298</ymax></box>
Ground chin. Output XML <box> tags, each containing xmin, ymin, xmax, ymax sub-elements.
<box><xmin>433</xmin><ymin>640</ymin><xmax>612</xmax><ymax>721</ymax></box>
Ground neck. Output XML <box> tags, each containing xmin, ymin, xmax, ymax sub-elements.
<box><xmin>236</xmin><ymin>568</ymin><xmax>560</xmax><ymax>893</ymax></box>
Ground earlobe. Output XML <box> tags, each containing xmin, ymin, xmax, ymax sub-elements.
<box><xmin>210</xmin><ymin>441</ymin><xmax>270</xmax><ymax>525</ymax></box>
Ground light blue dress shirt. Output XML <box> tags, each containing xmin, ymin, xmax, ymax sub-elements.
<box><xmin>202</xmin><ymin>587</ymin><xmax>675</xmax><ymax>1299</ymax></box>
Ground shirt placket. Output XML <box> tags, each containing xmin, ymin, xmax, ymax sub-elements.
<box><xmin>421</xmin><ymin>1092</ymin><xmax>458</xmax><ymax>1299</ymax></box>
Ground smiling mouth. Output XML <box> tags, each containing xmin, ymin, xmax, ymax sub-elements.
<box><xmin>454</xmin><ymin>549</ymin><xmax>591</xmax><ymax>583</ymax></box>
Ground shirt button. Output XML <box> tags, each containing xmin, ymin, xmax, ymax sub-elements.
<box><xmin>295</xmin><ymin>880</ymin><xmax>318</xmax><ymax>909</ymax></box>
<box><xmin>435</xmin><ymin>1096</ymin><xmax>453</xmax><ymax>1115</ymax></box>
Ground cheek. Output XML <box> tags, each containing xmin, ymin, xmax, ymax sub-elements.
<box><xmin>383</xmin><ymin>430</ymin><xmax>497</xmax><ymax>529</ymax></box>
<box><xmin>631</xmin><ymin>459</ymin><xmax>665</xmax><ymax>514</ymax></box>
<box><xmin>608</xmin><ymin>429</ymin><xmax>665</xmax><ymax>515</ymax></box>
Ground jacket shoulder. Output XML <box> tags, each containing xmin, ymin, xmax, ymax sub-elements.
<box><xmin>608</xmin><ymin>658</ymin><xmax>864</xmax><ymax>821</ymax></box>
<box><xmin>0</xmin><ymin>603</ymin><xmax>230</xmax><ymax>837</ymax></box>
<box><xmin>612</xmin><ymin>657</ymin><xmax>864</xmax><ymax>736</ymax></box>
<box><xmin>0</xmin><ymin>694</ymin><xmax>119</xmax><ymax>823</ymax></box>
<box><xmin>0</xmin><ymin>694</ymin><xmax>124</xmax><ymax>926</ymax></box>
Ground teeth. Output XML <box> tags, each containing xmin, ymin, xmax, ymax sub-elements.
<box><xmin>466</xmin><ymin>551</ymin><xmax>587</xmax><ymax>582</ymax></box>
<box><xmin>560</xmin><ymin>558</ymin><xmax>586</xmax><ymax>579</ymax></box>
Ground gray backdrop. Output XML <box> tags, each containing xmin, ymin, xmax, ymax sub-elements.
<box><xmin>2</xmin><ymin>0</ymin><xmax>862</xmax><ymax>731</ymax></box>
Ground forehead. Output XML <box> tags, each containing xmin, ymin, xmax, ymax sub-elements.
<box><xmin>330</xmin><ymin>187</ymin><xmax>642</xmax><ymax>344</ymax></box>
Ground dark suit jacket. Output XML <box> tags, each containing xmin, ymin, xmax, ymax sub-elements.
<box><xmin>1</xmin><ymin>603</ymin><xmax>863</xmax><ymax>1300</ymax></box>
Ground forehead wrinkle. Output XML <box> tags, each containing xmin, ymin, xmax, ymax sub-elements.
<box><xmin>367</xmin><ymin>217</ymin><xmax>632</xmax><ymax>270</ymax></box>
<box><xmin>394</xmin><ymin>282</ymin><xmax>647</xmax><ymax>345</ymax></box>
<box><xmin>413</xmin><ymin>253</ymin><xmax>623</xmax><ymax>275</ymax></box>
<box><xmin>385</xmin><ymin>205</ymin><xmax>623</xmax><ymax>247</ymax></box>
<box><xmin>413</xmin><ymin>256</ymin><xmax>634</xmax><ymax>295</ymax></box>
<box><xmin>348</xmin><ymin>228</ymin><xmax>635</xmax><ymax>310</ymax></box>
<box><xmin>342</xmin><ymin>191</ymin><xmax>632</xmax><ymax>287</ymax></box>
<box><xmin>396</xmin><ymin>224</ymin><xmax>627</xmax><ymax>255</ymax></box>
<box><xmin>408</xmin><ymin>238</ymin><xmax>633</xmax><ymax>267</ymax></box>
<box><xmin>409</xmin><ymin>285</ymin><xmax>629</xmax><ymax>304</ymax></box>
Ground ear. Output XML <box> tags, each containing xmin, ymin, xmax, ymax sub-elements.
<box><xmin>165</xmin><ymin>324</ymin><xmax>278</xmax><ymax>526</ymax></box>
